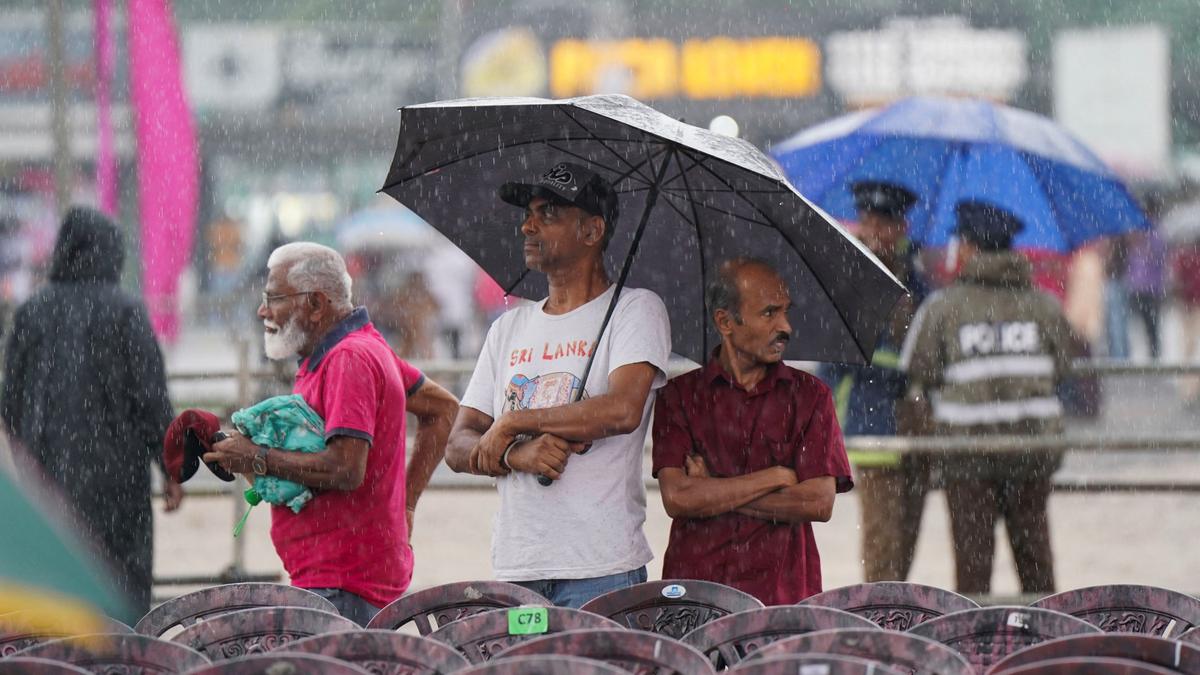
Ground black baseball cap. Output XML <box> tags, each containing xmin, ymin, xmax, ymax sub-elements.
<box><xmin>499</xmin><ymin>161</ymin><xmax>619</xmax><ymax>227</ymax></box>
<box><xmin>955</xmin><ymin>199</ymin><xmax>1025</xmax><ymax>251</ymax></box>
<box><xmin>851</xmin><ymin>180</ymin><xmax>918</xmax><ymax>218</ymax></box>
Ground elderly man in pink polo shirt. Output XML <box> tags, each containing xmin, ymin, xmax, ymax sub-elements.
<box><xmin>206</xmin><ymin>242</ymin><xmax>459</xmax><ymax>625</ymax></box>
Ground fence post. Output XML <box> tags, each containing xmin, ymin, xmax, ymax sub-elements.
<box><xmin>230</xmin><ymin>335</ymin><xmax>251</xmax><ymax>577</ymax></box>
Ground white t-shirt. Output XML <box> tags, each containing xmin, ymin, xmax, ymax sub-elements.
<box><xmin>461</xmin><ymin>285</ymin><xmax>672</xmax><ymax>581</ymax></box>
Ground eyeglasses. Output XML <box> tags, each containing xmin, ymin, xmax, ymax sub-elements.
<box><xmin>261</xmin><ymin>290</ymin><xmax>313</xmax><ymax>306</ymax></box>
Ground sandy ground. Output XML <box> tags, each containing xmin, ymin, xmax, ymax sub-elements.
<box><xmin>154</xmin><ymin>480</ymin><xmax>1200</xmax><ymax>602</ymax></box>
<box><xmin>153</xmin><ymin>324</ymin><xmax>1200</xmax><ymax>600</ymax></box>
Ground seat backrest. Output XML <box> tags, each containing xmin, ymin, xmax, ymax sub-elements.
<box><xmin>680</xmin><ymin>605</ymin><xmax>879</xmax><ymax>669</ymax></box>
<box><xmin>799</xmin><ymin>582</ymin><xmax>979</xmax><ymax>631</ymax></box>
<box><xmin>907</xmin><ymin>606</ymin><xmax>1102</xmax><ymax>671</ymax></box>
<box><xmin>988</xmin><ymin>634</ymin><xmax>1200</xmax><ymax>674</ymax></box>
<box><xmin>428</xmin><ymin>606</ymin><xmax>623</xmax><ymax>664</ymax></box>
<box><xmin>494</xmin><ymin>628</ymin><xmax>715</xmax><ymax>675</ymax></box>
<box><xmin>181</xmin><ymin>651</ymin><xmax>372</xmax><ymax>674</ymax></box>
<box><xmin>135</xmin><ymin>583</ymin><xmax>338</xmax><ymax>638</ymax></box>
<box><xmin>746</xmin><ymin>627</ymin><xmax>973</xmax><ymax>674</ymax></box>
<box><xmin>171</xmin><ymin>607</ymin><xmax>360</xmax><ymax>661</ymax></box>
<box><xmin>13</xmin><ymin>633</ymin><xmax>210</xmax><ymax>674</ymax></box>
<box><xmin>365</xmin><ymin>581</ymin><xmax>550</xmax><ymax>635</ymax></box>
<box><xmin>1030</xmin><ymin>586</ymin><xmax>1200</xmax><ymax>639</ymax></box>
<box><xmin>0</xmin><ymin>611</ymin><xmax>133</xmax><ymax>656</ymax></box>
<box><xmin>458</xmin><ymin>654</ymin><xmax>631</xmax><ymax>674</ymax></box>
<box><xmin>578</xmin><ymin>580</ymin><xmax>763</xmax><ymax>640</ymax></box>
<box><xmin>0</xmin><ymin>657</ymin><xmax>91</xmax><ymax>674</ymax></box>
<box><xmin>287</xmin><ymin>629</ymin><xmax>471</xmax><ymax>674</ymax></box>
<box><xmin>998</xmin><ymin>656</ymin><xmax>1180</xmax><ymax>674</ymax></box>
<box><xmin>728</xmin><ymin>654</ymin><xmax>905</xmax><ymax>675</ymax></box>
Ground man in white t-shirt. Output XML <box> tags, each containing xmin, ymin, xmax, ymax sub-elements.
<box><xmin>446</xmin><ymin>161</ymin><xmax>671</xmax><ymax>608</ymax></box>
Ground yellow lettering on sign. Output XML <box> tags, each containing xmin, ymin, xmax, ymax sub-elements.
<box><xmin>550</xmin><ymin>38</ymin><xmax>678</xmax><ymax>99</ymax></box>
<box><xmin>748</xmin><ymin>37</ymin><xmax>822</xmax><ymax>97</ymax></box>
<box><xmin>551</xmin><ymin>36</ymin><xmax>821</xmax><ymax>100</ymax></box>
<box><xmin>549</xmin><ymin>39</ymin><xmax>593</xmax><ymax>98</ymax></box>
<box><xmin>622</xmin><ymin>39</ymin><xmax>678</xmax><ymax>100</ymax></box>
<box><xmin>683</xmin><ymin>37</ymin><xmax>822</xmax><ymax>99</ymax></box>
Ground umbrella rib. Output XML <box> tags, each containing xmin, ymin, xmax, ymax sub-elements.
<box><xmin>671</xmin><ymin>146</ymin><xmax>711</xmax><ymax>357</ymax></box>
<box><xmin>662</xmin><ymin>193</ymin><xmax>774</xmax><ymax>228</ymax></box>
<box><xmin>1024</xmin><ymin>156</ymin><xmax>1084</xmax><ymax>250</ymax></box>
<box><xmin>659</xmin><ymin>186</ymin><xmax>791</xmax><ymax>195</ymax></box>
<box><xmin>616</xmin><ymin>185</ymin><xmax>655</xmax><ymax>195</ymax></box>
<box><xmin>679</xmin><ymin>146</ymin><xmax>873</xmax><ymax>361</ymax></box>
<box><xmin>541</xmin><ymin>138</ymin><xmax>656</xmax><ymax>190</ymax></box>
<box><xmin>538</xmin><ymin>136</ymin><xmax>672</xmax><ymax>192</ymax></box>
<box><xmin>559</xmin><ymin>104</ymin><xmax>778</xmax><ymax>196</ymax></box>
<box><xmin>558</xmin><ymin>106</ymin><xmax>658</xmax><ymax>187</ymax></box>
<box><xmin>917</xmin><ymin>140</ymin><xmax>966</xmax><ymax>247</ymax></box>
<box><xmin>383</xmin><ymin>135</ymin><xmax>664</xmax><ymax>189</ymax></box>
<box><xmin>653</xmin><ymin>185</ymin><xmax>707</xmax><ymax>227</ymax></box>
<box><xmin>603</xmin><ymin>146</ymin><xmax>674</xmax><ymax>190</ymax></box>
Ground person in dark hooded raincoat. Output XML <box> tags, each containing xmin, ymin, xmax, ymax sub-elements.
<box><xmin>1</xmin><ymin>206</ymin><xmax>183</xmax><ymax>615</ymax></box>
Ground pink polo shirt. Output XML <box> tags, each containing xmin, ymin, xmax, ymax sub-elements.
<box><xmin>272</xmin><ymin>308</ymin><xmax>424</xmax><ymax>608</ymax></box>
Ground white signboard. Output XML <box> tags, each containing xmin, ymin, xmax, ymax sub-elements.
<box><xmin>1054</xmin><ymin>25</ymin><xmax>1171</xmax><ymax>180</ymax></box>
<box><xmin>827</xmin><ymin>16</ymin><xmax>1026</xmax><ymax>105</ymax></box>
<box><xmin>281</xmin><ymin>27</ymin><xmax>431</xmax><ymax>111</ymax></box>
<box><xmin>183</xmin><ymin>25</ymin><xmax>282</xmax><ymax>111</ymax></box>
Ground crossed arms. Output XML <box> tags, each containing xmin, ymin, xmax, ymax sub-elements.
<box><xmin>445</xmin><ymin>362</ymin><xmax>658</xmax><ymax>478</ymax></box>
<box><xmin>657</xmin><ymin>455</ymin><xmax>835</xmax><ymax>524</ymax></box>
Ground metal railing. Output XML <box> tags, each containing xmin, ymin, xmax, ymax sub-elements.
<box><xmin>154</xmin><ymin>357</ymin><xmax>1200</xmax><ymax>588</ymax></box>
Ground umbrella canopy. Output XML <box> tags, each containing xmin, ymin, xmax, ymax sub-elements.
<box><xmin>0</xmin><ymin>466</ymin><xmax>133</xmax><ymax>624</ymax></box>
<box><xmin>381</xmin><ymin>94</ymin><xmax>905</xmax><ymax>365</ymax></box>
<box><xmin>335</xmin><ymin>205</ymin><xmax>438</xmax><ymax>251</ymax></box>
<box><xmin>771</xmin><ymin>96</ymin><xmax>1150</xmax><ymax>253</ymax></box>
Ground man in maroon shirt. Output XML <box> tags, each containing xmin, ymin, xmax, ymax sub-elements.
<box><xmin>652</xmin><ymin>258</ymin><xmax>853</xmax><ymax>604</ymax></box>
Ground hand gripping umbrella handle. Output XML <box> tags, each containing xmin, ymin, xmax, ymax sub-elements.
<box><xmin>536</xmin><ymin>149</ymin><xmax>672</xmax><ymax>487</ymax></box>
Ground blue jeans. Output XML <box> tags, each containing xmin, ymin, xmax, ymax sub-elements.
<box><xmin>514</xmin><ymin>566</ymin><xmax>648</xmax><ymax>609</ymax></box>
<box><xmin>307</xmin><ymin>587</ymin><xmax>383</xmax><ymax>627</ymax></box>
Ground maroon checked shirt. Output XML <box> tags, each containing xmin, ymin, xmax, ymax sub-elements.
<box><xmin>651</xmin><ymin>353</ymin><xmax>853</xmax><ymax>604</ymax></box>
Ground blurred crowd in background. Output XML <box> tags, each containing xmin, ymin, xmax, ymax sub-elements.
<box><xmin>2</xmin><ymin>0</ymin><xmax>1200</xmax><ymax>371</ymax></box>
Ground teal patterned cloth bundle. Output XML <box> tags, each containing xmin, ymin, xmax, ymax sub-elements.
<box><xmin>231</xmin><ymin>394</ymin><xmax>325</xmax><ymax>515</ymax></box>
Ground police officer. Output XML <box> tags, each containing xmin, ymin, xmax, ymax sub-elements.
<box><xmin>824</xmin><ymin>180</ymin><xmax>930</xmax><ymax>582</ymax></box>
<box><xmin>900</xmin><ymin>200</ymin><xmax>1078</xmax><ymax>595</ymax></box>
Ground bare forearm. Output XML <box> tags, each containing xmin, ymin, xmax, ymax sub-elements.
<box><xmin>737</xmin><ymin>480</ymin><xmax>836</xmax><ymax>524</ymax></box>
<box><xmin>259</xmin><ymin>448</ymin><xmax>363</xmax><ymax>491</ymax></box>
<box><xmin>406</xmin><ymin>415</ymin><xmax>451</xmax><ymax>505</ymax></box>
<box><xmin>444</xmin><ymin>427</ymin><xmax>484</xmax><ymax>474</ymax></box>
<box><xmin>501</xmin><ymin>394</ymin><xmax>642</xmax><ymax>442</ymax></box>
<box><xmin>662</xmin><ymin>468</ymin><xmax>793</xmax><ymax>519</ymax></box>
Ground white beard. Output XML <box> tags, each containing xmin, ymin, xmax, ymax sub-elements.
<box><xmin>263</xmin><ymin>317</ymin><xmax>307</xmax><ymax>361</ymax></box>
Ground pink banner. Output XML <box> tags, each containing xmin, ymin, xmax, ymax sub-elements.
<box><xmin>127</xmin><ymin>0</ymin><xmax>198</xmax><ymax>341</ymax></box>
<box><xmin>93</xmin><ymin>0</ymin><xmax>116</xmax><ymax>215</ymax></box>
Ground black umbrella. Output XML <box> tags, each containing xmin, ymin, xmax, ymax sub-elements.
<box><xmin>381</xmin><ymin>94</ymin><xmax>905</xmax><ymax>366</ymax></box>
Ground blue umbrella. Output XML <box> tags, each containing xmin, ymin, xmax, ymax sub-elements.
<box><xmin>770</xmin><ymin>96</ymin><xmax>1150</xmax><ymax>252</ymax></box>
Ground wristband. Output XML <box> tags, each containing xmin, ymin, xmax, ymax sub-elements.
<box><xmin>500</xmin><ymin>438</ymin><xmax>523</xmax><ymax>471</ymax></box>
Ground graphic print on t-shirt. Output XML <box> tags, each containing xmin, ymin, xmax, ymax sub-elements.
<box><xmin>503</xmin><ymin>372</ymin><xmax>589</xmax><ymax>413</ymax></box>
